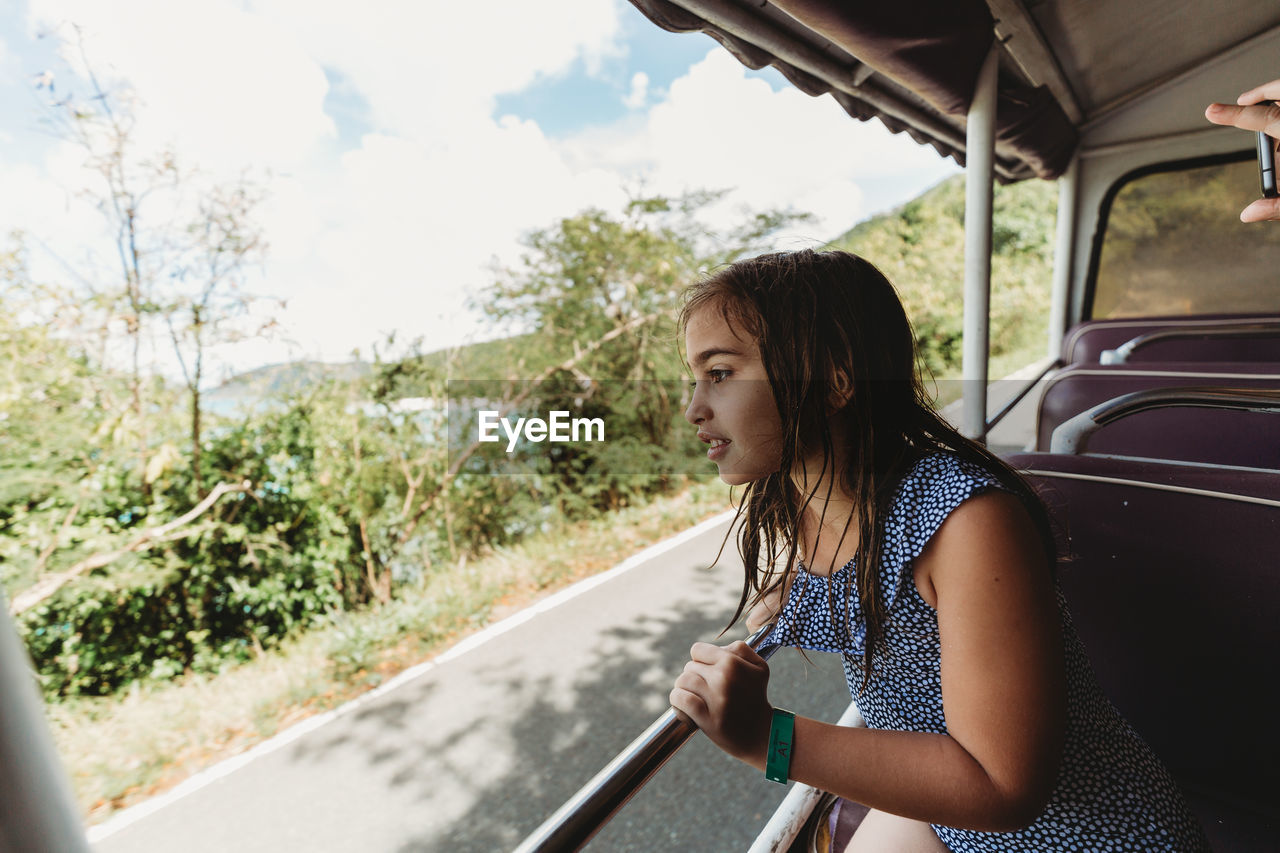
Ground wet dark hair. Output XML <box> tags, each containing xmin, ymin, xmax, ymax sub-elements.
<box><xmin>679</xmin><ymin>249</ymin><xmax>1055</xmax><ymax>689</ymax></box>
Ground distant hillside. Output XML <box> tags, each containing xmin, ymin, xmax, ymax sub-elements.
<box><xmin>204</xmin><ymin>360</ymin><xmax>372</xmax><ymax>415</ymax></box>
<box><xmin>203</xmin><ymin>336</ymin><xmax>553</xmax><ymax>413</ymax></box>
<box><xmin>412</xmin><ymin>332</ymin><xmax>551</xmax><ymax>380</ymax></box>
<box><xmin>829</xmin><ymin>173</ymin><xmax>1058</xmax><ymax>374</ymax></box>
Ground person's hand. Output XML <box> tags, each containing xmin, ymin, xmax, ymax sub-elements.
<box><xmin>1205</xmin><ymin>79</ymin><xmax>1280</xmax><ymax>221</ymax></box>
<box><xmin>670</xmin><ymin>640</ymin><xmax>773</xmax><ymax>766</ymax></box>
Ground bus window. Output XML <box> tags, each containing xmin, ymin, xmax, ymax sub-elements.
<box><xmin>1091</xmin><ymin>156</ymin><xmax>1280</xmax><ymax>318</ymax></box>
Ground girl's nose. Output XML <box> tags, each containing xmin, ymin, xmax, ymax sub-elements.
<box><xmin>685</xmin><ymin>384</ymin><xmax>708</xmax><ymax>425</ymax></box>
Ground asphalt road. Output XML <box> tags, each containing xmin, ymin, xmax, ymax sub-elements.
<box><xmin>89</xmin><ymin>515</ymin><xmax>853</xmax><ymax>853</ymax></box>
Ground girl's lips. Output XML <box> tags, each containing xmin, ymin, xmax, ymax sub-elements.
<box><xmin>706</xmin><ymin>438</ymin><xmax>731</xmax><ymax>461</ymax></box>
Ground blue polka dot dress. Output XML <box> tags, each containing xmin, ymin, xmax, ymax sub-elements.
<box><xmin>763</xmin><ymin>453</ymin><xmax>1210</xmax><ymax>852</ymax></box>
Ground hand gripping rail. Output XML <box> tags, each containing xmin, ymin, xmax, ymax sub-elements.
<box><xmin>1049</xmin><ymin>386</ymin><xmax>1280</xmax><ymax>454</ymax></box>
<box><xmin>1098</xmin><ymin>323</ymin><xmax>1280</xmax><ymax>365</ymax></box>
<box><xmin>511</xmin><ymin>623</ymin><xmax>783</xmax><ymax>853</ymax></box>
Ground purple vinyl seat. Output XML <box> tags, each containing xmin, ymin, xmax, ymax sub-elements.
<box><xmin>1062</xmin><ymin>314</ymin><xmax>1280</xmax><ymax>364</ymax></box>
<box><xmin>1034</xmin><ymin>362</ymin><xmax>1280</xmax><ymax>466</ymax></box>
<box><xmin>1004</xmin><ymin>451</ymin><xmax>1280</xmax><ymax>852</ymax></box>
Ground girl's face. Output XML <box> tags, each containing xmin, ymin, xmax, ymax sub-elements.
<box><xmin>683</xmin><ymin>305</ymin><xmax>784</xmax><ymax>485</ymax></box>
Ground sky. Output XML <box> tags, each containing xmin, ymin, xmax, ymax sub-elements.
<box><xmin>0</xmin><ymin>0</ymin><xmax>960</xmax><ymax>384</ymax></box>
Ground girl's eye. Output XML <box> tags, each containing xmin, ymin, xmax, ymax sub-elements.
<box><xmin>689</xmin><ymin>369</ymin><xmax>731</xmax><ymax>388</ymax></box>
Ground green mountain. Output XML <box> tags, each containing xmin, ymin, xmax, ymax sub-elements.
<box><xmin>204</xmin><ymin>360</ymin><xmax>372</xmax><ymax>415</ymax></box>
<box><xmin>829</xmin><ymin>173</ymin><xmax>1058</xmax><ymax>374</ymax></box>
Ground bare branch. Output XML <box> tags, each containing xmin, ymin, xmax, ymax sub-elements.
<box><xmin>30</xmin><ymin>501</ymin><xmax>82</xmax><ymax>576</ymax></box>
<box><xmin>10</xmin><ymin>479</ymin><xmax>251</xmax><ymax>616</ymax></box>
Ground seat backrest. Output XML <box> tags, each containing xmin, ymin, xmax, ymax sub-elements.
<box><xmin>1005</xmin><ymin>452</ymin><xmax>1280</xmax><ymax>846</ymax></box>
<box><xmin>1033</xmin><ymin>363</ymin><xmax>1280</xmax><ymax>466</ymax></box>
<box><xmin>1062</xmin><ymin>314</ymin><xmax>1280</xmax><ymax>364</ymax></box>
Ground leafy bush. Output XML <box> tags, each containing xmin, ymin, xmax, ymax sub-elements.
<box><xmin>832</xmin><ymin>174</ymin><xmax>1057</xmax><ymax>377</ymax></box>
<box><xmin>19</xmin><ymin>405</ymin><xmax>357</xmax><ymax>697</ymax></box>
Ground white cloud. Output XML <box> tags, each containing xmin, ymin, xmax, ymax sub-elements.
<box><xmin>623</xmin><ymin>71</ymin><xmax>648</xmax><ymax>110</ymax></box>
<box><xmin>240</xmin><ymin>114</ymin><xmax>628</xmax><ymax>367</ymax></box>
<box><xmin>1</xmin><ymin>4</ymin><xmax>956</xmax><ymax>380</ymax></box>
<box><xmin>26</xmin><ymin>0</ymin><xmax>334</xmax><ymax>177</ymax></box>
<box><xmin>247</xmin><ymin>0</ymin><xmax>625</xmax><ymax>140</ymax></box>
<box><xmin>560</xmin><ymin>49</ymin><xmax>958</xmax><ymax>243</ymax></box>
<box><xmin>5</xmin><ymin>0</ymin><xmax>631</xmax><ymax>373</ymax></box>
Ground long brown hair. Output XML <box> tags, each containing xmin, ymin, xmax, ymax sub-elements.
<box><xmin>679</xmin><ymin>249</ymin><xmax>1054</xmax><ymax>689</ymax></box>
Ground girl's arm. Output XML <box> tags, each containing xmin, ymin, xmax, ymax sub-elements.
<box><xmin>671</xmin><ymin>491</ymin><xmax>1066</xmax><ymax>832</ymax></box>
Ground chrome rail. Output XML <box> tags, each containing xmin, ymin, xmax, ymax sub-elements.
<box><xmin>511</xmin><ymin>623</ymin><xmax>783</xmax><ymax>853</ymax></box>
<box><xmin>1099</xmin><ymin>323</ymin><xmax>1280</xmax><ymax>365</ymax></box>
<box><xmin>984</xmin><ymin>356</ymin><xmax>1061</xmax><ymax>434</ymax></box>
<box><xmin>1049</xmin><ymin>386</ymin><xmax>1280</xmax><ymax>454</ymax></box>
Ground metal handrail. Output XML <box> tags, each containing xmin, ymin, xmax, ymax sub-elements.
<box><xmin>511</xmin><ymin>623</ymin><xmax>783</xmax><ymax>853</ymax></box>
<box><xmin>1099</xmin><ymin>323</ymin><xmax>1280</xmax><ymax>365</ymax></box>
<box><xmin>1049</xmin><ymin>386</ymin><xmax>1280</xmax><ymax>454</ymax></box>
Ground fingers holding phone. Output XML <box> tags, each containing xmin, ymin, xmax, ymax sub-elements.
<box><xmin>1237</xmin><ymin>80</ymin><xmax>1280</xmax><ymax>109</ymax></box>
<box><xmin>1206</xmin><ymin>81</ymin><xmax>1280</xmax><ymax>220</ymax></box>
<box><xmin>1204</xmin><ymin>80</ymin><xmax>1280</xmax><ymax>133</ymax></box>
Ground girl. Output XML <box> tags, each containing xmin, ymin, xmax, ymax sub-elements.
<box><xmin>671</xmin><ymin>250</ymin><xmax>1208</xmax><ymax>851</ymax></box>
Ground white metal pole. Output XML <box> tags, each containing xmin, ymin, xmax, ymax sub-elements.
<box><xmin>962</xmin><ymin>45</ymin><xmax>999</xmax><ymax>441</ymax></box>
<box><xmin>0</xmin><ymin>599</ymin><xmax>91</xmax><ymax>852</ymax></box>
<box><xmin>1047</xmin><ymin>155</ymin><xmax>1079</xmax><ymax>360</ymax></box>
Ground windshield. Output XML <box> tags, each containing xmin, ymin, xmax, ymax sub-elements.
<box><xmin>1090</xmin><ymin>155</ymin><xmax>1280</xmax><ymax>318</ymax></box>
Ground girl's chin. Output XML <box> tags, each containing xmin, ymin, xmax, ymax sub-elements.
<box><xmin>715</xmin><ymin>465</ymin><xmax>776</xmax><ymax>486</ymax></box>
<box><xmin>709</xmin><ymin>448</ymin><xmax>783</xmax><ymax>486</ymax></box>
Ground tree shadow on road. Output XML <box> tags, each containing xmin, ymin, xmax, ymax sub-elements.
<box><xmin>277</xmin><ymin>555</ymin><xmax>849</xmax><ymax>845</ymax></box>
<box><xmin>281</xmin><ymin>560</ymin><xmax>850</xmax><ymax>851</ymax></box>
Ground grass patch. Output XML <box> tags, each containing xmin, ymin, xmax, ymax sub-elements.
<box><xmin>51</xmin><ymin>477</ymin><xmax>731</xmax><ymax>825</ymax></box>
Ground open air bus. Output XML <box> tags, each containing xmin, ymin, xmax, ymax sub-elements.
<box><xmin>511</xmin><ymin>2</ymin><xmax>1280</xmax><ymax>852</ymax></box>
<box><xmin>1</xmin><ymin>1</ymin><xmax>1278</xmax><ymax>851</ymax></box>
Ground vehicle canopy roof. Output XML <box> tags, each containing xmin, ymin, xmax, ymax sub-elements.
<box><xmin>627</xmin><ymin>0</ymin><xmax>1280</xmax><ymax>181</ymax></box>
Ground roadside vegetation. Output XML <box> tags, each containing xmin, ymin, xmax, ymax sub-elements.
<box><xmin>51</xmin><ymin>479</ymin><xmax>730</xmax><ymax>822</ymax></box>
<box><xmin>2</xmin><ymin>71</ymin><xmax>1058</xmax><ymax>821</ymax></box>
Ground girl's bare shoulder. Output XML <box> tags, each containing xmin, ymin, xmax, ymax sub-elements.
<box><xmin>912</xmin><ymin>489</ymin><xmax>1047</xmax><ymax>609</ymax></box>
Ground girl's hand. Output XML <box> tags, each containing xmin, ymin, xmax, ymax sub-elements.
<box><xmin>670</xmin><ymin>641</ymin><xmax>774</xmax><ymax>766</ymax></box>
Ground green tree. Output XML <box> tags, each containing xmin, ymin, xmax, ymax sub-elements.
<box><xmin>832</xmin><ymin>175</ymin><xmax>1058</xmax><ymax>376</ymax></box>
<box><xmin>0</xmin><ymin>238</ymin><xmax>138</xmax><ymax>598</ymax></box>
<box><xmin>472</xmin><ymin>191</ymin><xmax>813</xmax><ymax>512</ymax></box>
<box><xmin>166</xmin><ymin>181</ymin><xmax>272</xmax><ymax>497</ymax></box>
<box><xmin>36</xmin><ymin>49</ymin><xmax>274</xmax><ymax>499</ymax></box>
